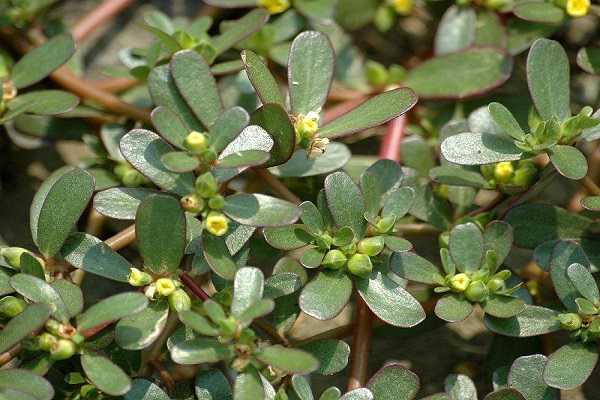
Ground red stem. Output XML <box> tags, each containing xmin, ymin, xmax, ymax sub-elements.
<box><xmin>73</xmin><ymin>0</ymin><xmax>136</xmax><ymax>43</ymax></box>
<box><xmin>180</xmin><ymin>272</ymin><xmax>210</xmax><ymax>301</ymax></box>
<box><xmin>378</xmin><ymin>115</ymin><xmax>407</xmax><ymax>162</ymax></box>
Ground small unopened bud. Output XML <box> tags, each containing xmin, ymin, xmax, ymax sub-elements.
<box><xmin>50</xmin><ymin>339</ymin><xmax>76</xmax><ymax>360</ymax></box>
<box><xmin>113</xmin><ymin>163</ymin><xmax>130</xmax><ymax>179</ymax></box>
<box><xmin>511</xmin><ymin>162</ymin><xmax>537</xmax><ymax>187</ymax></box>
<box><xmin>1</xmin><ymin>247</ymin><xmax>30</xmax><ymax>269</ymax></box>
<box><xmin>195</xmin><ymin>172</ymin><xmax>219</xmax><ymax>198</ymax></box>
<box><xmin>180</xmin><ymin>194</ymin><xmax>205</xmax><ymax>214</ymax></box>
<box><xmin>258</xmin><ymin>0</ymin><xmax>291</xmax><ymax>14</ymax></box>
<box><xmin>465</xmin><ymin>281</ymin><xmax>489</xmax><ymax>302</ymax></box>
<box><xmin>38</xmin><ymin>333</ymin><xmax>58</xmax><ymax>351</ymax></box>
<box><xmin>155</xmin><ymin>278</ymin><xmax>177</xmax><ymax>297</ymax></box>
<box><xmin>558</xmin><ymin>313</ymin><xmax>582</xmax><ymax>331</ymax></box>
<box><xmin>184</xmin><ymin>131</ymin><xmax>209</xmax><ymax>154</ymax></box>
<box><xmin>449</xmin><ymin>273</ymin><xmax>471</xmax><ymax>292</ymax></box>
<box><xmin>45</xmin><ymin>319</ymin><xmax>61</xmax><ymax>336</ymax></box>
<box><xmin>208</xmin><ymin>194</ymin><xmax>225</xmax><ymax>210</ymax></box>
<box><xmin>128</xmin><ymin>268</ymin><xmax>153</xmax><ymax>287</ymax></box>
<box><xmin>347</xmin><ymin>253</ymin><xmax>373</xmax><ymax>278</ymax></box>
<box><xmin>486</xmin><ymin>278</ymin><xmax>506</xmax><ymax>292</ymax></box>
<box><xmin>122</xmin><ymin>169</ymin><xmax>147</xmax><ymax>187</ymax></box>
<box><xmin>206</xmin><ymin>212</ymin><xmax>229</xmax><ymax>236</ymax></box>
<box><xmin>366</xmin><ymin>61</ymin><xmax>389</xmax><ymax>87</ymax></box>
<box><xmin>0</xmin><ymin>296</ymin><xmax>26</xmax><ymax>317</ymax></box>
<box><xmin>169</xmin><ymin>289</ymin><xmax>192</xmax><ymax>312</ymax></box>
<box><xmin>566</xmin><ymin>0</ymin><xmax>590</xmax><ymax>17</ymax></box>
<box><xmin>391</xmin><ymin>0</ymin><xmax>413</xmax><ymax>15</ymax></box>
<box><xmin>357</xmin><ymin>236</ymin><xmax>385</xmax><ymax>257</ymax></box>
<box><xmin>294</xmin><ymin>112</ymin><xmax>320</xmax><ymax>141</ymax></box>
<box><xmin>493</xmin><ymin>162</ymin><xmax>514</xmax><ymax>184</ymax></box>
<box><xmin>322</xmin><ymin>249</ymin><xmax>347</xmax><ymax>270</ymax></box>
<box><xmin>375</xmin><ymin>216</ymin><xmax>396</xmax><ymax>233</ymax></box>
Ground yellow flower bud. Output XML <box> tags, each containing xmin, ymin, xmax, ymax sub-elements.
<box><xmin>180</xmin><ymin>194</ymin><xmax>205</xmax><ymax>214</ymax></box>
<box><xmin>465</xmin><ymin>281</ymin><xmax>489</xmax><ymax>302</ymax></box>
<box><xmin>566</xmin><ymin>0</ymin><xmax>590</xmax><ymax>16</ymax></box>
<box><xmin>184</xmin><ymin>131</ymin><xmax>209</xmax><ymax>154</ymax></box>
<box><xmin>206</xmin><ymin>212</ymin><xmax>229</xmax><ymax>236</ymax></box>
<box><xmin>168</xmin><ymin>289</ymin><xmax>192</xmax><ymax>312</ymax></box>
<box><xmin>449</xmin><ymin>273</ymin><xmax>471</xmax><ymax>292</ymax></box>
<box><xmin>50</xmin><ymin>339</ymin><xmax>76</xmax><ymax>360</ymax></box>
<box><xmin>258</xmin><ymin>0</ymin><xmax>291</xmax><ymax>14</ymax></box>
<box><xmin>155</xmin><ymin>278</ymin><xmax>177</xmax><ymax>297</ymax></box>
<box><xmin>391</xmin><ymin>0</ymin><xmax>413</xmax><ymax>15</ymax></box>
<box><xmin>0</xmin><ymin>295</ymin><xmax>26</xmax><ymax>317</ymax></box>
<box><xmin>294</xmin><ymin>112</ymin><xmax>320</xmax><ymax>141</ymax></box>
<box><xmin>493</xmin><ymin>162</ymin><xmax>514</xmax><ymax>184</ymax></box>
<box><xmin>558</xmin><ymin>313</ymin><xmax>582</xmax><ymax>331</ymax></box>
<box><xmin>128</xmin><ymin>268</ymin><xmax>153</xmax><ymax>287</ymax></box>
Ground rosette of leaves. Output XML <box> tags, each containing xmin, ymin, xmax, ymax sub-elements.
<box><xmin>492</xmin><ymin>355</ymin><xmax>559</xmax><ymax>400</ymax></box>
<box><xmin>0</xmin><ymin>33</ymin><xmax>78</xmax><ymax>125</ymax></box>
<box><xmin>441</xmin><ymin>38</ymin><xmax>599</xmax><ymax>181</ymax></box>
<box><xmin>0</xmin><ymin>280</ymin><xmax>148</xmax><ymax>397</ymax></box>
<box><xmin>117</xmin><ymin>9</ymin><xmax>269</xmax><ymax>80</ymax></box>
<box><xmin>393</xmin><ymin>221</ymin><xmax>526</xmax><ymax>322</ymax></box>
<box><xmin>264</xmin><ymin>160</ymin><xmax>426</xmax><ymax>326</ymax></box>
<box><xmin>242</xmin><ymin>30</ymin><xmax>417</xmax><ymax>177</ymax></box>
<box><xmin>485</xmin><ymin>243</ymin><xmax>600</xmax><ymax>390</ymax></box>
<box><xmin>204</xmin><ymin>0</ymin><xmax>338</xmax><ymax>20</ymax></box>
<box><xmin>170</xmin><ymin>267</ymin><xmax>320</xmax><ymax>399</ymax></box>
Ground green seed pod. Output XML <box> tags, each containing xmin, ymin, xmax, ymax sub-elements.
<box><xmin>184</xmin><ymin>131</ymin><xmax>209</xmax><ymax>154</ymax></box>
<box><xmin>558</xmin><ymin>313</ymin><xmax>582</xmax><ymax>331</ymax></box>
<box><xmin>347</xmin><ymin>253</ymin><xmax>373</xmax><ymax>278</ymax></box>
<box><xmin>340</xmin><ymin>242</ymin><xmax>357</xmax><ymax>257</ymax></box>
<box><xmin>122</xmin><ymin>169</ymin><xmax>147</xmax><ymax>187</ymax></box>
<box><xmin>208</xmin><ymin>194</ymin><xmax>225</xmax><ymax>210</ymax></box>
<box><xmin>365</xmin><ymin>61</ymin><xmax>389</xmax><ymax>87</ymax></box>
<box><xmin>38</xmin><ymin>332</ymin><xmax>58</xmax><ymax>352</ymax></box>
<box><xmin>357</xmin><ymin>236</ymin><xmax>385</xmax><ymax>257</ymax></box>
<box><xmin>449</xmin><ymin>273</ymin><xmax>471</xmax><ymax>292</ymax></box>
<box><xmin>465</xmin><ymin>281</ymin><xmax>489</xmax><ymax>302</ymax></box>
<box><xmin>128</xmin><ymin>268</ymin><xmax>153</xmax><ymax>287</ymax></box>
<box><xmin>169</xmin><ymin>289</ymin><xmax>192</xmax><ymax>312</ymax></box>
<box><xmin>113</xmin><ymin>163</ymin><xmax>130</xmax><ymax>179</ymax></box>
<box><xmin>180</xmin><ymin>194</ymin><xmax>205</xmax><ymax>214</ymax></box>
<box><xmin>375</xmin><ymin>216</ymin><xmax>396</xmax><ymax>234</ymax></box>
<box><xmin>1</xmin><ymin>247</ymin><xmax>30</xmax><ymax>269</ymax></box>
<box><xmin>493</xmin><ymin>270</ymin><xmax>511</xmax><ymax>280</ymax></box>
<box><xmin>45</xmin><ymin>319</ymin><xmax>61</xmax><ymax>336</ymax></box>
<box><xmin>486</xmin><ymin>278</ymin><xmax>506</xmax><ymax>293</ymax></box>
<box><xmin>50</xmin><ymin>339</ymin><xmax>76</xmax><ymax>360</ymax></box>
<box><xmin>0</xmin><ymin>296</ymin><xmax>26</xmax><ymax>317</ymax></box>
<box><xmin>195</xmin><ymin>172</ymin><xmax>219</xmax><ymax>198</ymax></box>
<box><xmin>322</xmin><ymin>249</ymin><xmax>347</xmax><ymax>270</ymax></box>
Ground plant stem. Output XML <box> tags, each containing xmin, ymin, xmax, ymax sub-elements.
<box><xmin>72</xmin><ymin>0</ymin><xmax>136</xmax><ymax>43</ymax></box>
<box><xmin>255</xmin><ymin>168</ymin><xmax>301</xmax><ymax>205</ymax></box>
<box><xmin>89</xmin><ymin>77</ymin><xmax>139</xmax><ymax>93</ymax></box>
<box><xmin>179</xmin><ymin>272</ymin><xmax>210</xmax><ymax>301</ymax></box>
<box><xmin>580</xmin><ymin>175</ymin><xmax>600</xmax><ymax>196</ymax></box>
<box><xmin>379</xmin><ymin>115</ymin><xmax>407</xmax><ymax>162</ymax></box>
<box><xmin>0</xmin><ymin>344</ymin><xmax>21</xmax><ymax>366</ymax></box>
<box><xmin>105</xmin><ymin>224</ymin><xmax>136</xmax><ymax>250</ymax></box>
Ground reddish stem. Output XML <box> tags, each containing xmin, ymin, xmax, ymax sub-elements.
<box><xmin>347</xmin><ymin>114</ymin><xmax>408</xmax><ymax>391</ymax></box>
<box><xmin>180</xmin><ymin>272</ymin><xmax>210</xmax><ymax>301</ymax></box>
<box><xmin>73</xmin><ymin>0</ymin><xmax>136</xmax><ymax>43</ymax></box>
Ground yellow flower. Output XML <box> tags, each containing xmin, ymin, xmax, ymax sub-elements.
<box><xmin>294</xmin><ymin>111</ymin><xmax>320</xmax><ymax>141</ymax></box>
<box><xmin>449</xmin><ymin>273</ymin><xmax>471</xmax><ymax>292</ymax></box>
<box><xmin>391</xmin><ymin>0</ymin><xmax>413</xmax><ymax>16</ymax></box>
<box><xmin>206</xmin><ymin>212</ymin><xmax>229</xmax><ymax>236</ymax></box>
<box><xmin>258</xmin><ymin>0</ymin><xmax>290</xmax><ymax>14</ymax></box>
<box><xmin>156</xmin><ymin>278</ymin><xmax>177</xmax><ymax>297</ymax></box>
<box><xmin>184</xmin><ymin>131</ymin><xmax>209</xmax><ymax>154</ymax></box>
<box><xmin>566</xmin><ymin>0</ymin><xmax>590</xmax><ymax>16</ymax></box>
<box><xmin>493</xmin><ymin>162</ymin><xmax>514</xmax><ymax>184</ymax></box>
<box><xmin>128</xmin><ymin>267</ymin><xmax>153</xmax><ymax>287</ymax></box>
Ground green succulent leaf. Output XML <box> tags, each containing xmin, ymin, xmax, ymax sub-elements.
<box><xmin>543</xmin><ymin>342</ymin><xmax>598</xmax><ymax>390</ymax></box>
<box><xmin>178</xmin><ymin>310</ymin><xmax>219</xmax><ymax>336</ymax></box>
<box><xmin>10</xmin><ymin>274</ymin><xmax>70</xmax><ymax>322</ymax></box>
<box><xmin>217</xmin><ymin>149</ymin><xmax>270</xmax><ymax>169</ymax></box>
<box><xmin>390</xmin><ymin>252</ymin><xmax>443</xmax><ymax>285</ymax></box>
<box><xmin>81</xmin><ymin>352</ymin><xmax>131</xmax><ymax>396</ymax></box>
<box><xmin>449</xmin><ymin>223</ymin><xmax>484</xmax><ymax>272</ymax></box>
<box><xmin>50</xmin><ymin>280</ymin><xmax>83</xmax><ymax>319</ymax></box>
<box><xmin>445</xmin><ymin>374</ymin><xmax>477</xmax><ymax>400</ymax></box>
<box><xmin>405</xmin><ymin>48</ymin><xmax>513</xmax><ymax>99</ymax></box>
<box><xmin>232</xmin><ymin>267</ymin><xmax>264</xmax><ymax>317</ymax></box>
<box><xmin>208</xmin><ymin>107</ymin><xmax>249</xmax><ymax>154</ymax></box>
<box><xmin>12</xmin><ymin>33</ymin><xmax>75</xmax><ymax>89</ymax></box>
<box><xmin>59</xmin><ymin>233</ymin><xmax>132</xmax><ymax>282</ymax></box>
<box><xmin>527</xmin><ymin>38</ymin><xmax>571</xmax><ymax>122</ymax></box>
<box><xmin>195</xmin><ymin>369</ymin><xmax>233</xmax><ymax>400</ymax></box>
<box><xmin>508</xmin><ymin>355</ymin><xmax>559</xmax><ymax>400</ymax></box>
<box><xmin>30</xmin><ymin>166</ymin><xmax>94</xmax><ymax>258</ymax></box>
<box><xmin>171</xmin><ymin>50</ymin><xmax>223</xmax><ymax>128</ymax></box>
<box><xmin>203</xmin><ymin>233</ymin><xmax>239</xmax><ymax>280</ymax></box>
<box><xmin>263</xmin><ymin>224</ymin><xmax>313</xmax><ymax>250</ymax></box>
<box><xmin>223</xmin><ymin>193</ymin><xmax>301</xmax><ymax>227</ymax></box>
<box><xmin>581</xmin><ymin>195</ymin><xmax>600</xmax><ymax>211</ymax></box>
<box><xmin>151</xmin><ymin>106</ymin><xmax>190</xmax><ymax>150</ymax></box>
<box><xmin>212</xmin><ymin>9</ymin><xmax>269</xmax><ymax>57</ymax></box>
<box><xmin>233</xmin><ymin>366</ymin><xmax>264</xmax><ymax>400</ymax></box>
<box><xmin>77</xmin><ymin>292</ymin><xmax>148</xmax><ymax>331</ymax></box>
<box><xmin>120</xmin><ymin>129</ymin><xmax>195</xmax><ymax>196</ymax></box>
<box><xmin>264</xmin><ymin>273</ymin><xmax>303</xmax><ymax>299</ymax></box>
<box><xmin>170</xmin><ymin>337</ymin><xmax>234</xmax><ymax>364</ymax></box>
<box><xmin>367</xmin><ymin>364</ymin><xmax>420</xmax><ymax>400</ymax></box>
<box><xmin>269</xmin><ymin>142</ymin><xmax>352</xmax><ymax>178</ymax></box>
<box><xmin>483</xmin><ymin>221</ymin><xmax>514</xmax><ymax>267</ymax></box>
<box><xmin>325</xmin><ymin>171</ymin><xmax>367</xmax><ymax>238</ymax></box>
<box><xmin>319</xmin><ymin>88</ymin><xmax>417</xmax><ymax>139</ymax></box>
<box><xmin>484</xmin><ymin>305</ymin><xmax>561</xmax><ymax>337</ymax></box>
<box><xmin>0</xmin><ymin>369</ymin><xmax>54</xmax><ymax>400</ymax></box>
<box><xmin>429</xmin><ymin>166</ymin><xmax>492</xmax><ymax>189</ymax></box>
<box><xmin>576</xmin><ymin>47</ymin><xmax>600</xmax><ymax>75</ymax></box>
<box><xmin>161</xmin><ymin>151</ymin><xmax>201</xmax><ymax>172</ymax></box>
<box><xmin>482</xmin><ymin>294</ymin><xmax>526</xmax><ymax>318</ymax></box>
<box><xmin>340</xmin><ymin>388</ymin><xmax>374</xmax><ymax>400</ymax></box>
<box><xmin>8</xmin><ymin>90</ymin><xmax>79</xmax><ymax>116</ymax></box>
<box><xmin>567</xmin><ymin>262</ymin><xmax>599</xmax><ymax>303</ymax></box>
<box><xmin>242</xmin><ymin>50</ymin><xmax>285</xmax><ymax>108</ymax></box>
<box><xmin>320</xmin><ymin>387</ymin><xmax>342</xmax><ymax>400</ymax></box>
<box><xmin>288</xmin><ymin>30</ymin><xmax>335</xmax><ymax>115</ymax></box>
<box><xmin>513</xmin><ymin>2</ymin><xmax>564</xmax><ymax>24</ymax></box>
<box><xmin>434</xmin><ymin>6</ymin><xmax>476</xmax><ymax>55</ymax></box>
<box><xmin>0</xmin><ymin>303</ymin><xmax>51</xmax><ymax>353</ymax></box>
<box><xmin>357</xmin><ymin>271</ymin><xmax>425</xmax><ymax>327</ymax></box>
<box><xmin>441</xmin><ymin>132</ymin><xmax>522</xmax><ymax>165</ymax></box>
<box><xmin>549</xmin><ymin>241</ymin><xmax>589</xmax><ymax>311</ymax></box>
<box><xmin>124</xmin><ymin>379</ymin><xmax>170</xmax><ymax>400</ymax></box>
<box><xmin>93</xmin><ymin>187</ymin><xmax>158</xmax><ymax>220</ymax></box>
<box><xmin>115</xmin><ymin>300</ymin><xmax>169</xmax><ymax>350</ymax></box>
<box><xmin>250</xmin><ymin>103</ymin><xmax>295</xmax><ymax>167</ymax></box>
<box><xmin>435</xmin><ymin>294</ymin><xmax>474</xmax><ymax>322</ymax></box>
<box><xmin>299</xmin><ymin>270</ymin><xmax>353</xmax><ymax>320</ymax></box>
<box><xmin>488</xmin><ymin>102</ymin><xmax>525</xmax><ymax>141</ymax></box>
<box><xmin>299</xmin><ymin>339</ymin><xmax>350</xmax><ymax>376</ymax></box>
<box><xmin>548</xmin><ymin>145</ymin><xmax>588</xmax><ymax>180</ymax></box>
<box><xmin>255</xmin><ymin>345</ymin><xmax>319</xmax><ymax>374</ymax></box>
<box><xmin>483</xmin><ymin>389</ymin><xmax>526</xmax><ymax>400</ymax></box>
